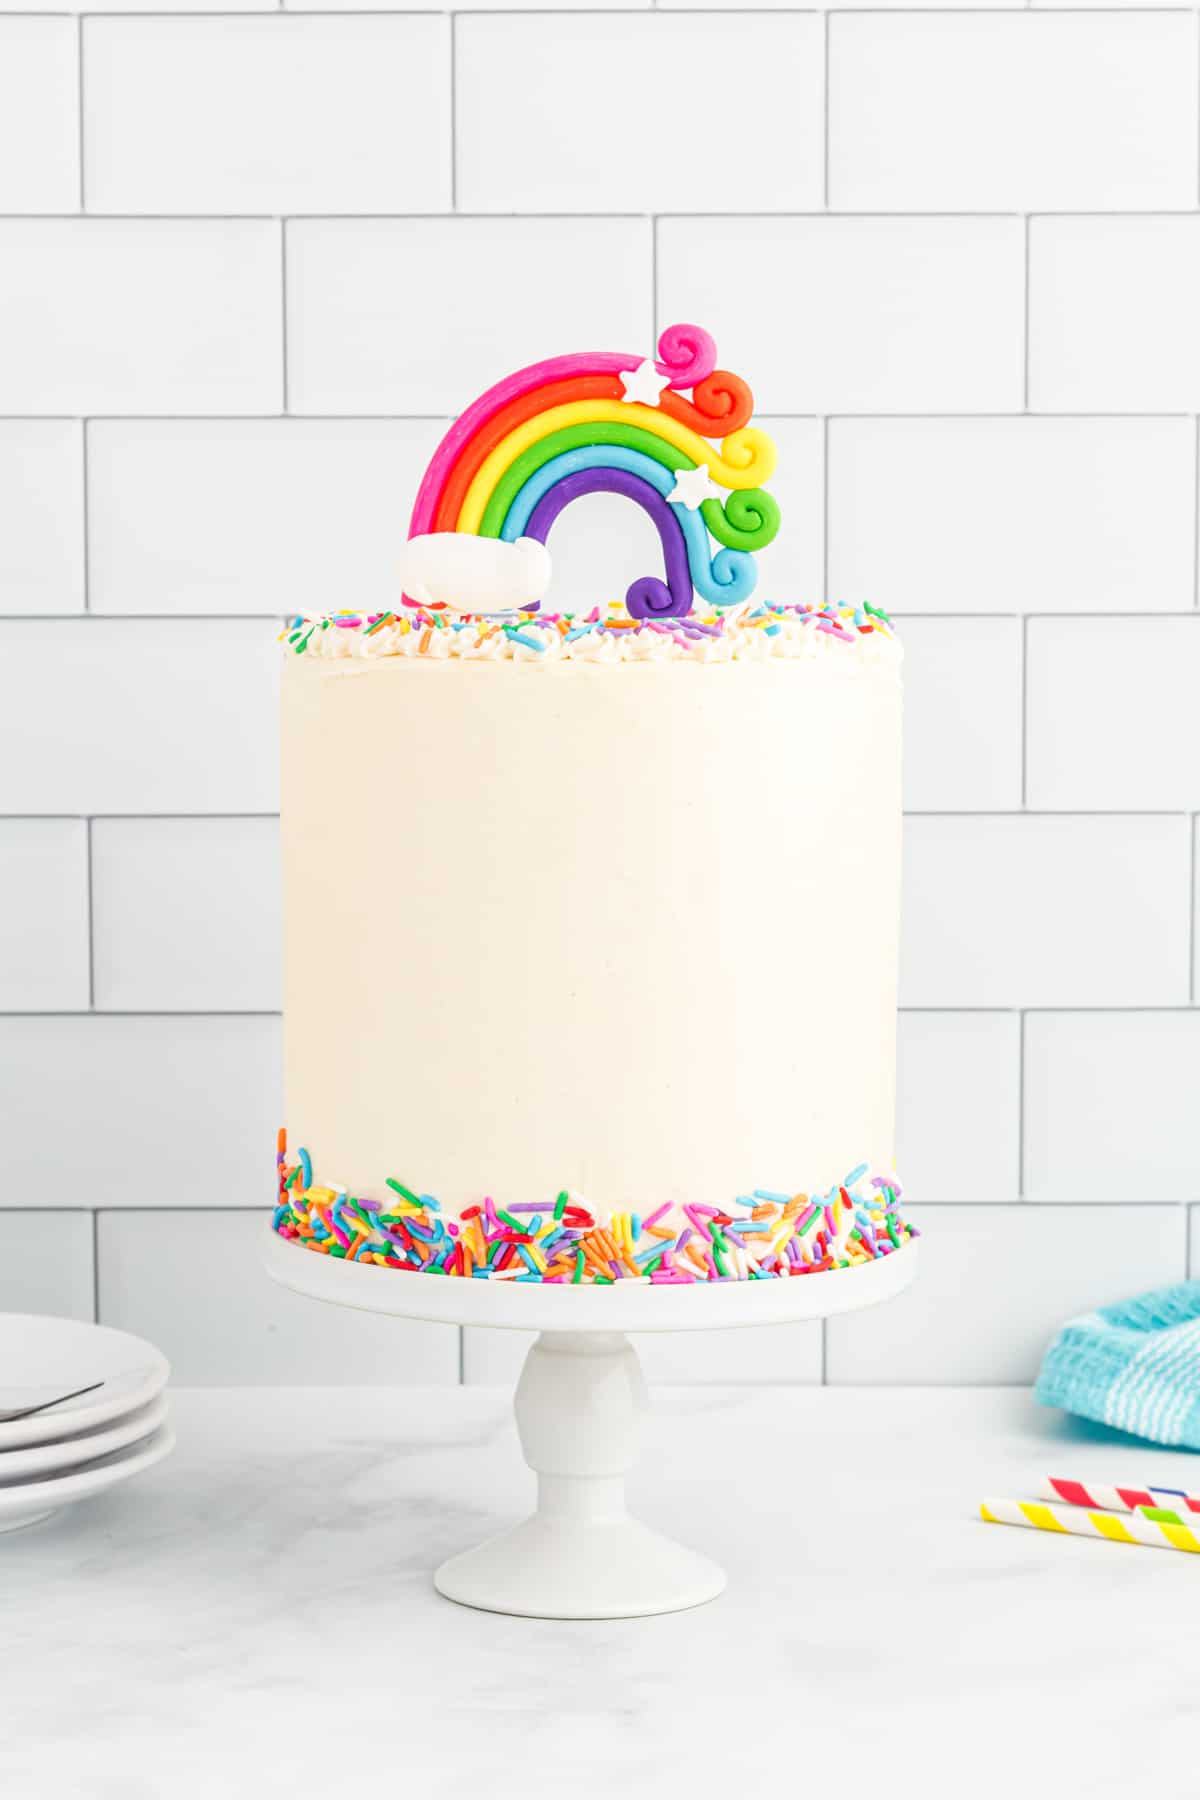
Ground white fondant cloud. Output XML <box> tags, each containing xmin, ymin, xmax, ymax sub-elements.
<box><xmin>399</xmin><ymin>533</ymin><xmax>552</xmax><ymax>614</ymax></box>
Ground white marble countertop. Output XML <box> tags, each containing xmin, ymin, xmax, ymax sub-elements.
<box><xmin>4</xmin><ymin>1385</ymin><xmax>1197</xmax><ymax>1799</ymax></box>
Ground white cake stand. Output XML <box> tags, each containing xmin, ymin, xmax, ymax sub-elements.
<box><xmin>263</xmin><ymin>1225</ymin><xmax>917</xmax><ymax>1620</ymax></box>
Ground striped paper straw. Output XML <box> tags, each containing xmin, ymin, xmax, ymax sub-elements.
<box><xmin>981</xmin><ymin>1497</ymin><xmax>1200</xmax><ymax>1554</ymax></box>
<box><xmin>1040</xmin><ymin>1476</ymin><xmax>1200</xmax><ymax>1515</ymax></box>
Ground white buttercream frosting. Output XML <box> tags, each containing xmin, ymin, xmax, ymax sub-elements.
<box><xmin>280</xmin><ymin>606</ymin><xmax>904</xmax><ymax>1240</ymax></box>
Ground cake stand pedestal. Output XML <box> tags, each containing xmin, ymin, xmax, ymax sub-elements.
<box><xmin>263</xmin><ymin>1227</ymin><xmax>917</xmax><ymax>1620</ymax></box>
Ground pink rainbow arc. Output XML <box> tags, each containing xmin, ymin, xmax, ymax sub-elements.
<box><xmin>406</xmin><ymin>323</ymin><xmax>717</xmax><ymax>540</ymax></box>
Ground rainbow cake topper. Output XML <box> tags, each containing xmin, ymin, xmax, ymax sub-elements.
<box><xmin>398</xmin><ymin>323</ymin><xmax>780</xmax><ymax>621</ymax></box>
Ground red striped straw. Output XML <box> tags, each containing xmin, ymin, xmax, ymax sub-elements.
<box><xmin>1040</xmin><ymin>1476</ymin><xmax>1200</xmax><ymax>1515</ymax></box>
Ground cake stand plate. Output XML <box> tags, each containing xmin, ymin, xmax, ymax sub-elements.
<box><xmin>264</xmin><ymin>1226</ymin><xmax>917</xmax><ymax>1619</ymax></box>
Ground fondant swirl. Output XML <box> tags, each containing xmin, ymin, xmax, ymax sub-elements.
<box><xmin>678</xmin><ymin>370</ymin><xmax>754</xmax><ymax>435</ymax></box>
<box><xmin>652</xmin><ymin>322</ymin><xmax>717</xmax><ymax>390</ymax></box>
<box><xmin>712</xmin><ymin>426</ymin><xmax>778</xmax><ymax>483</ymax></box>
<box><xmin>701</xmin><ymin>487</ymin><xmax>782</xmax><ymax>553</ymax></box>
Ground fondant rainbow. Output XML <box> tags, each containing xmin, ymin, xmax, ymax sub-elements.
<box><xmin>406</xmin><ymin>323</ymin><xmax>780</xmax><ymax>620</ymax></box>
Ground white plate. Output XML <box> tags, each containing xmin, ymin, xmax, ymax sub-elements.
<box><xmin>0</xmin><ymin>1316</ymin><xmax>169</xmax><ymax>1450</ymax></box>
<box><xmin>0</xmin><ymin>1422</ymin><xmax>175</xmax><ymax>1534</ymax></box>
<box><xmin>0</xmin><ymin>1394</ymin><xmax>168</xmax><ymax>1483</ymax></box>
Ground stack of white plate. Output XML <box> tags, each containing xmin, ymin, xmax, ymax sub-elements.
<box><xmin>0</xmin><ymin>1316</ymin><xmax>174</xmax><ymax>1533</ymax></box>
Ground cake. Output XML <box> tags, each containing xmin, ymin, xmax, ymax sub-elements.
<box><xmin>273</xmin><ymin>324</ymin><xmax>914</xmax><ymax>1285</ymax></box>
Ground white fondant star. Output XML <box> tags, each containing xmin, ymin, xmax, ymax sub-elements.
<box><xmin>667</xmin><ymin>464</ymin><xmax>721</xmax><ymax>511</ymax></box>
<box><xmin>620</xmin><ymin>358</ymin><xmax>670</xmax><ymax>408</ymax></box>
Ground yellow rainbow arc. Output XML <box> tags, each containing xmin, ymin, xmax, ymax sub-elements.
<box><xmin>456</xmin><ymin>400</ymin><xmax>778</xmax><ymax>535</ymax></box>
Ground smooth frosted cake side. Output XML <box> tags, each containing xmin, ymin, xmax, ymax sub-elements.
<box><xmin>275</xmin><ymin>604</ymin><xmax>914</xmax><ymax>1284</ymax></box>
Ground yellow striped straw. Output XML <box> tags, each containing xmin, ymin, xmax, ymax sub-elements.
<box><xmin>981</xmin><ymin>1496</ymin><xmax>1200</xmax><ymax>1555</ymax></box>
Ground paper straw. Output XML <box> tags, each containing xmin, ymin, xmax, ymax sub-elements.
<box><xmin>1040</xmin><ymin>1476</ymin><xmax>1200</xmax><ymax>1516</ymax></box>
<box><xmin>981</xmin><ymin>1497</ymin><xmax>1200</xmax><ymax>1555</ymax></box>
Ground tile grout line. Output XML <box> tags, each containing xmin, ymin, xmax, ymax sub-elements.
<box><xmin>0</xmin><ymin>1009</ymin><xmax>286</xmax><ymax>1018</ymax></box>
<box><xmin>1190</xmin><ymin>813</ymin><xmax>1197</xmax><ymax>1005</ymax></box>
<box><xmin>1017</xmin><ymin>1010</ymin><xmax>1026</xmax><ymax>1198</ymax></box>
<box><xmin>0</xmin><ymin>813</ymin><xmax>282</xmax><ymax>822</ymax></box>
<box><xmin>650</xmin><ymin>213</ymin><xmax>658</xmax><ymax>346</ymax></box>
<box><xmin>85</xmin><ymin>815</ymin><xmax>96</xmax><ymax>1009</ymax></box>
<box><xmin>449</xmin><ymin>11</ymin><xmax>458</xmax><ymax>213</ymax></box>
<box><xmin>1019</xmin><ymin>614</ymin><xmax>1029</xmax><ymax>807</ymax></box>
<box><xmin>1022</xmin><ymin>214</ymin><xmax>1031</xmax><ymax>412</ymax></box>
<box><xmin>822</xmin><ymin>416</ymin><xmax>831</xmax><ymax>604</ymax></box>
<box><xmin>822</xmin><ymin>10</ymin><xmax>831</xmax><ymax>211</ymax></box>
<box><xmin>76</xmin><ymin>14</ymin><xmax>86</xmax><ymax>213</ymax></box>
<box><xmin>8</xmin><ymin>7</ymin><xmax>1200</xmax><ymax>14</ymax></box>
<box><xmin>15</xmin><ymin>208</ymin><xmax>1200</xmax><ymax>222</ymax></box>
<box><xmin>6</xmin><ymin>808</ymin><xmax>1200</xmax><ymax>822</ymax></box>
<box><xmin>4</xmin><ymin>1004</ymin><xmax>1200</xmax><ymax>1018</ymax></box>
<box><xmin>280</xmin><ymin>222</ymin><xmax>289</xmax><ymax>414</ymax></box>
<box><xmin>80</xmin><ymin>420</ymin><xmax>91</xmax><ymax>612</ymax></box>
<box><xmin>906</xmin><ymin>1008</ymin><xmax>1200</xmax><ymax>1022</ymax></box>
<box><xmin>905</xmin><ymin>808</ymin><xmax>1196</xmax><ymax>818</ymax></box>
<box><xmin>3</xmin><ymin>413</ymin><xmax>1200</xmax><ymax>426</ymax></box>
<box><xmin>0</xmin><ymin>615</ymin><xmax>286</xmax><ymax>624</ymax></box>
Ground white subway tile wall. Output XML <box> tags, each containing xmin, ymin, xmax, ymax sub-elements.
<box><xmin>0</xmin><ymin>1016</ymin><xmax>281</xmax><ymax>1207</ymax></box>
<box><xmin>86</xmin><ymin>420</ymin><xmax>448</xmax><ymax>616</ymax></box>
<box><xmin>455</xmin><ymin>14</ymin><xmax>824</xmax><ymax>213</ymax></box>
<box><xmin>0</xmin><ymin>1214</ymin><xmax>94</xmax><ymax>1322</ymax></box>
<box><xmin>83</xmin><ymin>17</ymin><xmax>452</xmax><ymax>216</ymax></box>
<box><xmin>901</xmin><ymin>816</ymin><xmax>1192</xmax><ymax>1008</ymax></box>
<box><xmin>827</xmin><ymin>14</ymin><xmax>1198</xmax><ymax>212</ymax></box>
<box><xmin>895</xmin><ymin>1013</ymin><xmax>1020</xmax><ymax>1204</ymax></box>
<box><xmin>1029</xmin><ymin>217</ymin><xmax>1200</xmax><ymax>412</ymax></box>
<box><xmin>90</xmin><ymin>817</ymin><xmax>282</xmax><ymax>1013</ymax></box>
<box><xmin>900</xmin><ymin>617</ymin><xmax>1022</xmax><ymax>810</ymax></box>
<box><xmin>0</xmin><ymin>20</ymin><xmax>80</xmax><ymax>212</ymax></box>
<box><xmin>0</xmin><ymin>6</ymin><xmax>1194</xmax><ymax>1386</ymax></box>
<box><xmin>826</xmin><ymin>417</ymin><xmax>1197</xmax><ymax>616</ymax></box>
<box><xmin>0</xmin><ymin>422</ymin><xmax>86</xmax><ymax>615</ymax></box>
<box><xmin>1026</xmin><ymin>617</ymin><xmax>1200</xmax><ymax>811</ymax></box>
<box><xmin>1024</xmin><ymin>1013</ymin><xmax>1200</xmax><ymax>1201</ymax></box>
<box><xmin>285</xmin><ymin>217</ymin><xmax>652</xmax><ymax>414</ymax></box>
<box><xmin>0</xmin><ymin>821</ymin><xmax>90</xmax><ymax>1011</ymax></box>
<box><xmin>826</xmin><ymin>1205</ymin><xmax>1188</xmax><ymax>1385</ymax></box>
<box><xmin>0</xmin><ymin>221</ymin><xmax>283</xmax><ymax>415</ymax></box>
<box><xmin>658</xmin><ymin>215</ymin><xmax>1026</xmax><ymax>413</ymax></box>
<box><xmin>98</xmin><ymin>1210</ymin><xmax>458</xmax><ymax>1384</ymax></box>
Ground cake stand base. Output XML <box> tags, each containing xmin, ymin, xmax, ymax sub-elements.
<box><xmin>436</xmin><ymin>1512</ymin><xmax>725</xmax><ymax>1620</ymax></box>
<box><xmin>263</xmin><ymin>1225</ymin><xmax>917</xmax><ymax>1619</ymax></box>
<box><xmin>435</xmin><ymin>1330</ymin><xmax>724</xmax><ymax>1618</ymax></box>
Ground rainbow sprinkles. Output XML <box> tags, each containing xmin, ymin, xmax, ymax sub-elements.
<box><xmin>401</xmin><ymin>322</ymin><xmax>780</xmax><ymax>620</ymax></box>
<box><xmin>274</xmin><ymin>1134</ymin><xmax>917</xmax><ymax>1285</ymax></box>
<box><xmin>283</xmin><ymin>599</ymin><xmax>899</xmax><ymax>664</ymax></box>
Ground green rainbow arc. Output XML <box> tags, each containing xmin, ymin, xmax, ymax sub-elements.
<box><xmin>475</xmin><ymin>421</ymin><xmax>780</xmax><ymax>554</ymax></box>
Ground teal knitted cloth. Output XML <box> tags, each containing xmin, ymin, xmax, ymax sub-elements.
<box><xmin>1035</xmin><ymin>1282</ymin><xmax>1200</xmax><ymax>1448</ymax></box>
